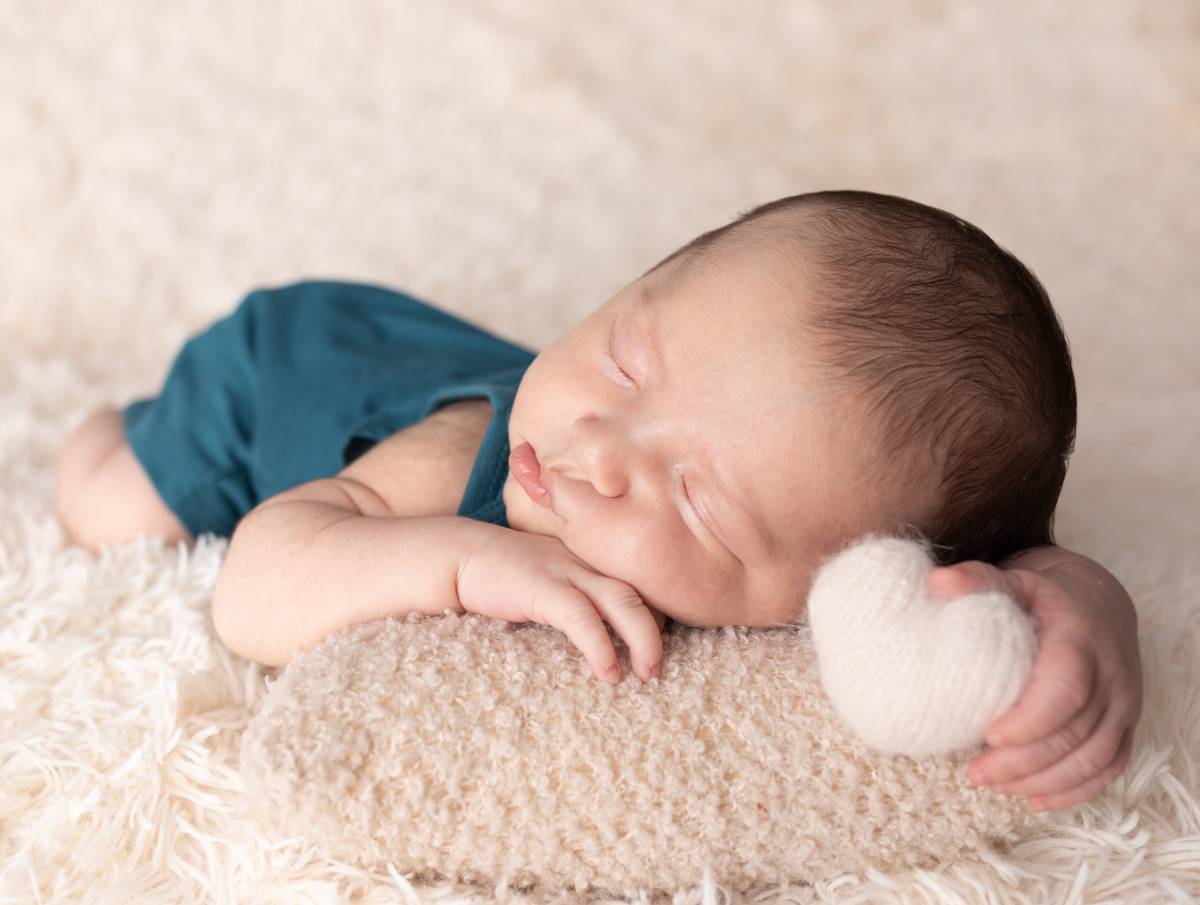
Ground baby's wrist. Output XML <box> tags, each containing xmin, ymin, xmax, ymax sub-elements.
<box><xmin>454</xmin><ymin>522</ymin><xmax>518</xmax><ymax>612</ymax></box>
<box><xmin>1009</xmin><ymin>546</ymin><xmax>1136</xmax><ymax>626</ymax></box>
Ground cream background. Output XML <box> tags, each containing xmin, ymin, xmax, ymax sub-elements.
<box><xmin>2</xmin><ymin>2</ymin><xmax>1197</xmax><ymax>902</ymax></box>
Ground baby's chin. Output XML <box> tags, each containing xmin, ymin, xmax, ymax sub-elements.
<box><xmin>501</xmin><ymin>472</ymin><xmax>556</xmax><ymax>536</ymax></box>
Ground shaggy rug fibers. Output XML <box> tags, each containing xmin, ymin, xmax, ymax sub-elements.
<box><xmin>2</xmin><ymin>2</ymin><xmax>1198</xmax><ymax>902</ymax></box>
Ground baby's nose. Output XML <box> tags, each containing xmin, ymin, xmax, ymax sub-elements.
<box><xmin>582</xmin><ymin>453</ymin><xmax>629</xmax><ymax>497</ymax></box>
<box><xmin>570</xmin><ymin>416</ymin><xmax>637</xmax><ymax>497</ymax></box>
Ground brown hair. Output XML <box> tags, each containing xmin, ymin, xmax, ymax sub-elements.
<box><xmin>642</xmin><ymin>190</ymin><xmax>1077</xmax><ymax>567</ymax></box>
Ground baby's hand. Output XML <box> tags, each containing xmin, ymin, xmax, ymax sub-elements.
<box><xmin>456</xmin><ymin>529</ymin><xmax>665</xmax><ymax>684</ymax></box>
<box><xmin>927</xmin><ymin>555</ymin><xmax>1142</xmax><ymax>812</ymax></box>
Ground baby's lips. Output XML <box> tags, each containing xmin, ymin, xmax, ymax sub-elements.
<box><xmin>510</xmin><ymin>442</ymin><xmax>555</xmax><ymax>509</ymax></box>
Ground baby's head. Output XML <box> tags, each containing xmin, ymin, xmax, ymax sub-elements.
<box><xmin>502</xmin><ymin>190</ymin><xmax>1076</xmax><ymax>628</ymax></box>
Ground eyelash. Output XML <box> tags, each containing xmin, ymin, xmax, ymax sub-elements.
<box><xmin>606</xmin><ymin>326</ymin><xmax>637</xmax><ymax>389</ymax></box>
<box><xmin>675</xmin><ymin>466</ymin><xmax>705</xmax><ymax>528</ymax></box>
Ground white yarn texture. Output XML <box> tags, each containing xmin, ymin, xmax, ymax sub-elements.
<box><xmin>807</xmin><ymin>535</ymin><xmax>1038</xmax><ymax>757</ymax></box>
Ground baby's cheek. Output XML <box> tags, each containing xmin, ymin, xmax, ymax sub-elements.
<box><xmin>561</xmin><ymin>514</ymin><xmax>645</xmax><ymax>575</ymax></box>
<box><xmin>573</xmin><ymin>517</ymin><xmax>705</xmax><ymax>610</ymax></box>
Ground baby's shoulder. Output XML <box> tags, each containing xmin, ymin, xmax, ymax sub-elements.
<box><xmin>336</xmin><ymin>398</ymin><xmax>493</xmax><ymax>519</ymax></box>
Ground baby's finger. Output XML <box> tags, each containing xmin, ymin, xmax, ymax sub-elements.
<box><xmin>991</xmin><ymin>705</ymin><xmax>1127</xmax><ymax>799</ymax></box>
<box><xmin>567</xmin><ymin>571</ymin><xmax>662</xmax><ymax>683</ymax></box>
<box><xmin>926</xmin><ymin>561</ymin><xmax>1006</xmax><ymax>598</ymax></box>
<box><xmin>969</xmin><ymin>682</ymin><xmax>1105</xmax><ymax>786</ymax></box>
<box><xmin>1028</xmin><ymin>727</ymin><xmax>1133</xmax><ymax>812</ymax></box>
<box><xmin>532</xmin><ymin>582</ymin><xmax>621</xmax><ymax>684</ymax></box>
<box><xmin>927</xmin><ymin>563</ymin><xmax>1043</xmax><ymax>612</ymax></box>
<box><xmin>986</xmin><ymin>628</ymin><xmax>1096</xmax><ymax>747</ymax></box>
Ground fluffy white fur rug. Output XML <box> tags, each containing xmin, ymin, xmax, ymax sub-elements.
<box><xmin>2</xmin><ymin>2</ymin><xmax>1198</xmax><ymax>902</ymax></box>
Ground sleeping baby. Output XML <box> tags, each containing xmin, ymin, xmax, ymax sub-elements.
<box><xmin>55</xmin><ymin>189</ymin><xmax>1141</xmax><ymax>812</ymax></box>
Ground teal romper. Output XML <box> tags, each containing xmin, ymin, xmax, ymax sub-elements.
<box><xmin>121</xmin><ymin>279</ymin><xmax>537</xmax><ymax>540</ymax></box>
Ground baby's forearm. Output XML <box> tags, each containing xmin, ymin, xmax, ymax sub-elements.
<box><xmin>213</xmin><ymin>496</ymin><xmax>503</xmax><ymax>667</ymax></box>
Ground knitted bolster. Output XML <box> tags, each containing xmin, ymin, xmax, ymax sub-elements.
<box><xmin>238</xmin><ymin>535</ymin><xmax>1038</xmax><ymax>897</ymax></box>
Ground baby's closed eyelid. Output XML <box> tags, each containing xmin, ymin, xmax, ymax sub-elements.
<box><xmin>606</xmin><ymin>320</ymin><xmax>637</xmax><ymax>389</ymax></box>
<box><xmin>676</xmin><ymin>467</ymin><xmax>744</xmax><ymax>564</ymax></box>
<box><xmin>674</xmin><ymin>468</ymin><xmax>709</xmax><ymax>537</ymax></box>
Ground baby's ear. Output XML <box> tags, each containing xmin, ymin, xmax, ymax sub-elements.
<box><xmin>806</xmin><ymin>534</ymin><xmax>1037</xmax><ymax>756</ymax></box>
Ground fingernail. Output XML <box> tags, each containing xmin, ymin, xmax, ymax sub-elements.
<box><xmin>606</xmin><ymin>665</ymin><xmax>620</xmax><ymax>684</ymax></box>
<box><xmin>969</xmin><ymin>767</ymin><xmax>988</xmax><ymax>785</ymax></box>
<box><xmin>649</xmin><ymin>662</ymin><xmax>660</xmax><ymax>680</ymax></box>
<box><xmin>1029</xmin><ymin>798</ymin><xmax>1045</xmax><ymax>811</ymax></box>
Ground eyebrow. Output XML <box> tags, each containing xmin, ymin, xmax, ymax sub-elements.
<box><xmin>626</xmin><ymin>289</ymin><xmax>774</xmax><ymax>562</ymax></box>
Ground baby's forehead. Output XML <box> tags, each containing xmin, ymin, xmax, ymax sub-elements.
<box><xmin>656</xmin><ymin>251</ymin><xmax>819</xmax><ymax>333</ymax></box>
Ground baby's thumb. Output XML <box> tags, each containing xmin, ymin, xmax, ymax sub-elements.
<box><xmin>926</xmin><ymin>561</ymin><xmax>1007</xmax><ymax>600</ymax></box>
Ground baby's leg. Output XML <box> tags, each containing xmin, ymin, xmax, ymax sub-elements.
<box><xmin>55</xmin><ymin>407</ymin><xmax>195</xmax><ymax>554</ymax></box>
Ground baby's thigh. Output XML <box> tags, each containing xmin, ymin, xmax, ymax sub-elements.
<box><xmin>119</xmin><ymin>292</ymin><xmax>263</xmax><ymax>540</ymax></box>
<box><xmin>56</xmin><ymin>407</ymin><xmax>126</xmax><ymax>491</ymax></box>
<box><xmin>57</xmin><ymin>408</ymin><xmax>194</xmax><ymax>551</ymax></box>
<box><xmin>96</xmin><ymin>443</ymin><xmax>195</xmax><ymax>546</ymax></box>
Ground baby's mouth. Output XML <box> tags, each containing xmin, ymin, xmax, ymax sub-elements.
<box><xmin>510</xmin><ymin>442</ymin><xmax>553</xmax><ymax>509</ymax></box>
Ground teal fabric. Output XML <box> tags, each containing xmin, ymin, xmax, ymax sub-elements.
<box><xmin>122</xmin><ymin>279</ymin><xmax>537</xmax><ymax>539</ymax></box>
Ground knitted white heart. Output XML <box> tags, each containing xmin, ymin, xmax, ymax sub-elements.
<box><xmin>806</xmin><ymin>534</ymin><xmax>1037</xmax><ymax>757</ymax></box>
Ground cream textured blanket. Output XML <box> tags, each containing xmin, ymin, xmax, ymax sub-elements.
<box><xmin>239</xmin><ymin>613</ymin><xmax>1034</xmax><ymax>898</ymax></box>
<box><xmin>2</xmin><ymin>2</ymin><xmax>1198</xmax><ymax>902</ymax></box>
<box><xmin>237</xmin><ymin>536</ymin><xmax>1038</xmax><ymax>895</ymax></box>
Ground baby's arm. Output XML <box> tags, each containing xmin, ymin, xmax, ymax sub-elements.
<box><xmin>213</xmin><ymin>402</ymin><xmax>505</xmax><ymax>665</ymax></box>
<box><xmin>211</xmin><ymin>479</ymin><xmax>502</xmax><ymax>666</ymax></box>
<box><xmin>927</xmin><ymin>544</ymin><xmax>1142</xmax><ymax>811</ymax></box>
<box><xmin>212</xmin><ymin>405</ymin><xmax>663</xmax><ymax>677</ymax></box>
<box><xmin>213</xmin><ymin>479</ymin><xmax>663</xmax><ymax>680</ymax></box>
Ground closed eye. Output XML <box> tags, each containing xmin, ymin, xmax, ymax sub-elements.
<box><xmin>678</xmin><ymin>469</ymin><xmax>699</xmax><ymax>519</ymax></box>
<box><xmin>677</xmin><ymin>466</ymin><xmax>740</xmax><ymax>563</ymax></box>
<box><xmin>606</xmin><ymin>322</ymin><xmax>637</xmax><ymax>389</ymax></box>
<box><xmin>676</xmin><ymin>468</ymin><xmax>709</xmax><ymax>537</ymax></box>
